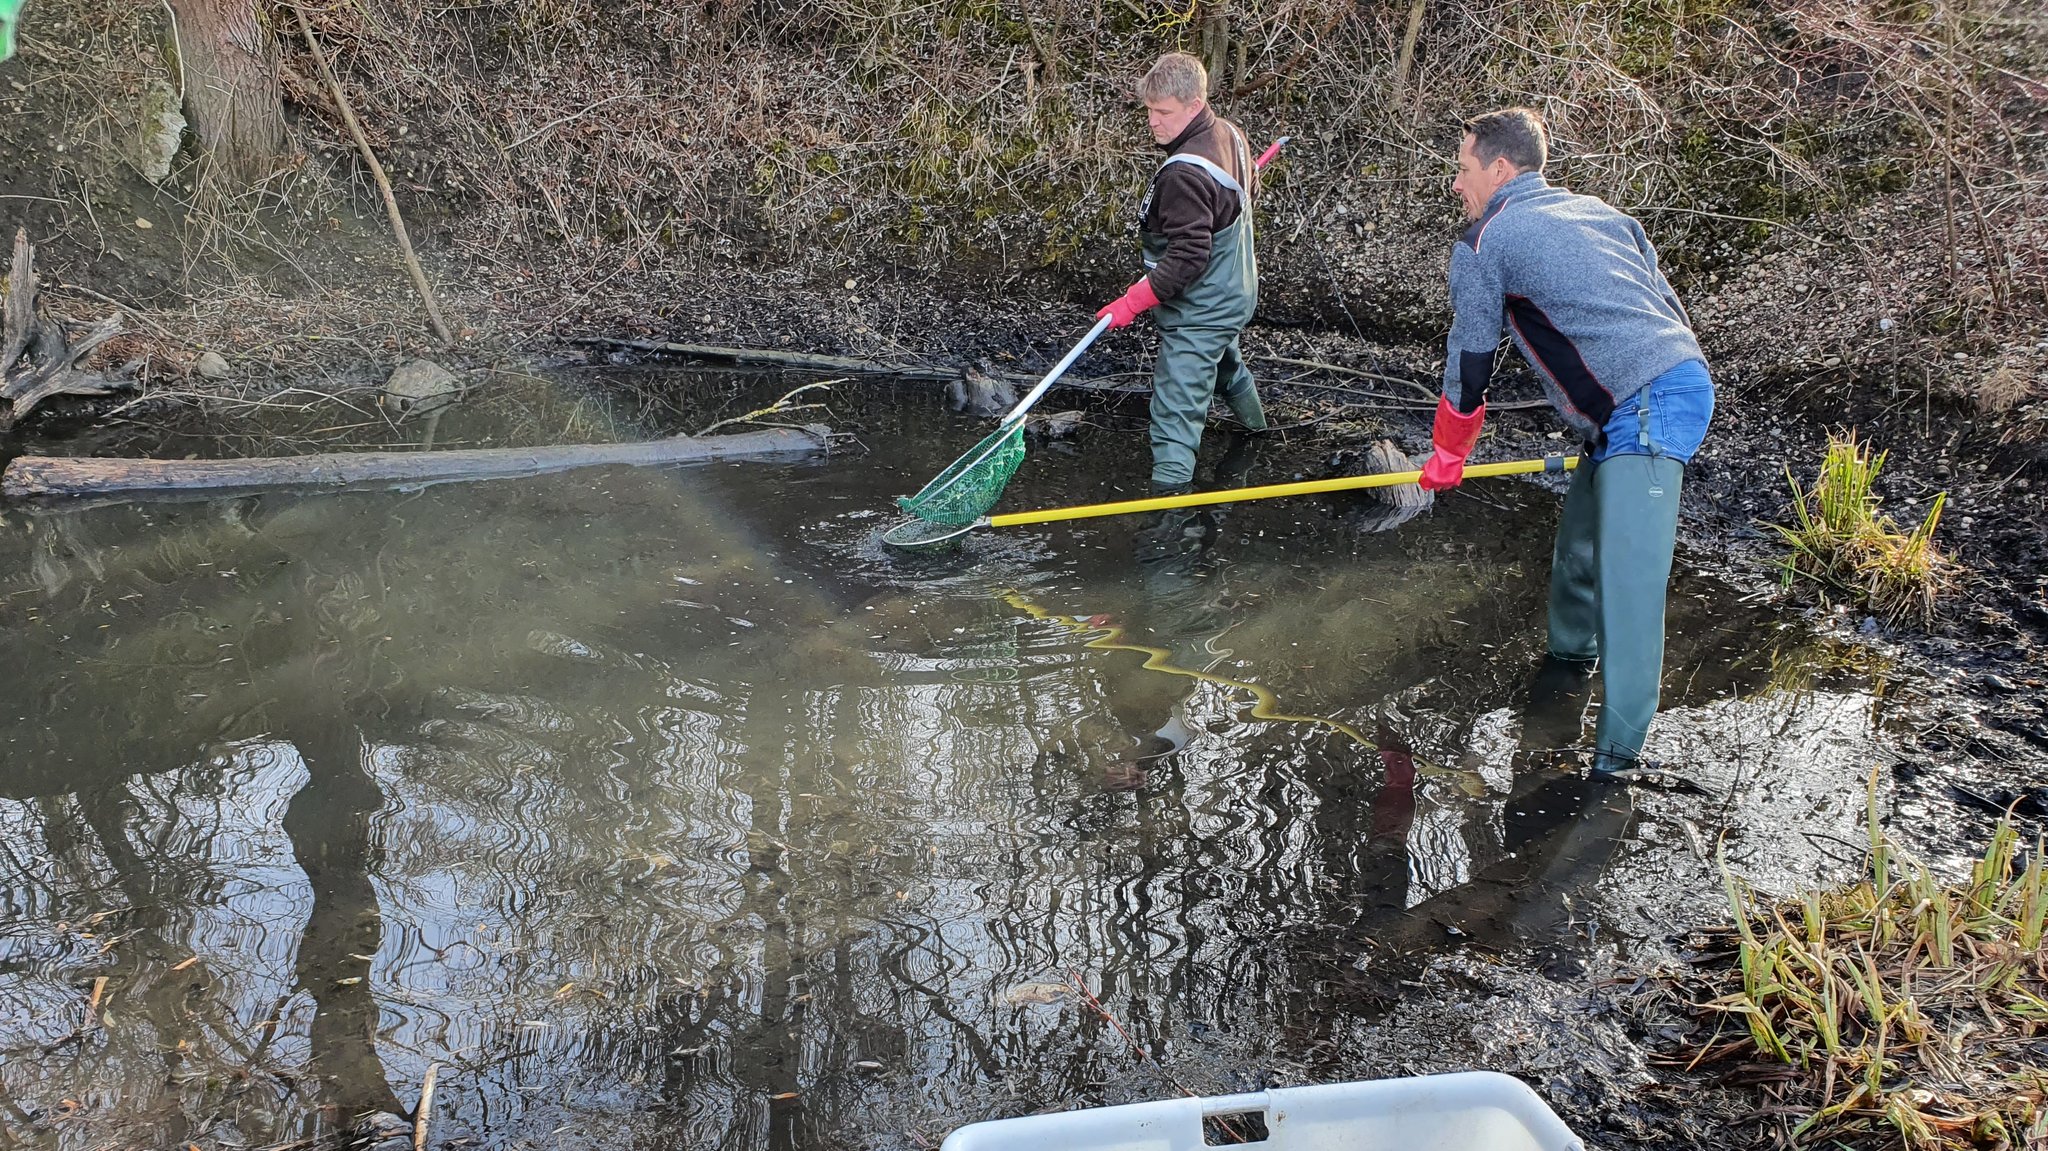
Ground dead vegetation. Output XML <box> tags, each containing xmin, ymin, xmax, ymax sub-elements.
<box><xmin>0</xmin><ymin>0</ymin><xmax>2040</xmax><ymax>435</ymax></box>
<box><xmin>264</xmin><ymin>0</ymin><xmax>2044</xmax><ymax>288</ymax></box>
<box><xmin>1671</xmin><ymin>776</ymin><xmax>2048</xmax><ymax>1150</ymax></box>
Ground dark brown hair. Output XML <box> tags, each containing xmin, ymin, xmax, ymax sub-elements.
<box><xmin>1463</xmin><ymin>107</ymin><xmax>1548</xmax><ymax>173</ymax></box>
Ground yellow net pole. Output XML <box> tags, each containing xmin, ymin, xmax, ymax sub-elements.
<box><xmin>987</xmin><ymin>455</ymin><xmax>1578</xmax><ymax>528</ymax></box>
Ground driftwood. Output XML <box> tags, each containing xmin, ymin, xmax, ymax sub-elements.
<box><xmin>575</xmin><ymin>336</ymin><xmax>1149</xmax><ymax>403</ymax></box>
<box><xmin>2</xmin><ymin>424</ymin><xmax>829</xmax><ymax>500</ymax></box>
<box><xmin>2</xmin><ymin>229</ymin><xmax>133</xmax><ymax>425</ymax></box>
<box><xmin>572</xmin><ymin>335</ymin><xmax>963</xmax><ymax>381</ymax></box>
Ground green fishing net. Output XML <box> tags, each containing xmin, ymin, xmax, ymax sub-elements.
<box><xmin>0</xmin><ymin>0</ymin><xmax>24</xmax><ymax>62</ymax></box>
<box><xmin>895</xmin><ymin>421</ymin><xmax>1025</xmax><ymax>527</ymax></box>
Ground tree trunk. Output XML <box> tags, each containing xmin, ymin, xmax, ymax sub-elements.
<box><xmin>569</xmin><ymin>335</ymin><xmax>966</xmax><ymax>382</ymax></box>
<box><xmin>1198</xmin><ymin>0</ymin><xmax>1230</xmax><ymax>95</ymax></box>
<box><xmin>1391</xmin><ymin>0</ymin><xmax>1428</xmax><ymax>117</ymax></box>
<box><xmin>166</xmin><ymin>0</ymin><xmax>286</xmax><ymax>184</ymax></box>
<box><xmin>2</xmin><ymin>425</ymin><xmax>831</xmax><ymax>500</ymax></box>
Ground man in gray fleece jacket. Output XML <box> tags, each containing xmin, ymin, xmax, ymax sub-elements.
<box><xmin>1421</xmin><ymin>106</ymin><xmax>1716</xmax><ymax>776</ymax></box>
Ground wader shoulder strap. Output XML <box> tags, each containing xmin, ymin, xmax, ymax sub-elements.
<box><xmin>1138</xmin><ymin>149</ymin><xmax>1253</xmax><ymax>226</ymax></box>
<box><xmin>1155</xmin><ymin>154</ymin><xmax>1251</xmax><ymax>214</ymax></box>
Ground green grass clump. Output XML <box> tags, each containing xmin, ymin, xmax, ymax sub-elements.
<box><xmin>1776</xmin><ymin>431</ymin><xmax>1959</xmax><ymax>624</ymax></box>
<box><xmin>1686</xmin><ymin>772</ymin><xmax>2048</xmax><ymax>1149</ymax></box>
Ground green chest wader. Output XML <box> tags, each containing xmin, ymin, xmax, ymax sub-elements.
<box><xmin>1545</xmin><ymin>385</ymin><xmax>1687</xmax><ymax>767</ymax></box>
<box><xmin>1137</xmin><ymin>152</ymin><xmax>1266</xmax><ymax>487</ymax></box>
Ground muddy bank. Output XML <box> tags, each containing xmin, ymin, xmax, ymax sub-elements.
<box><xmin>0</xmin><ymin>0</ymin><xmax>2041</xmax><ymax>419</ymax></box>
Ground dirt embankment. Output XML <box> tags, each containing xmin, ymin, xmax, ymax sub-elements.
<box><xmin>0</xmin><ymin>3</ymin><xmax>2043</xmax><ymax>727</ymax></box>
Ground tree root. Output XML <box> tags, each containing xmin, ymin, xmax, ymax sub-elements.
<box><xmin>0</xmin><ymin>229</ymin><xmax>133</xmax><ymax>428</ymax></box>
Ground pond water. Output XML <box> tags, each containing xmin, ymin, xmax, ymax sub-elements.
<box><xmin>0</xmin><ymin>369</ymin><xmax>1899</xmax><ymax>1150</ymax></box>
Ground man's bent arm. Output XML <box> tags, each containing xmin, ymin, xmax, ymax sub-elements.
<box><xmin>1443</xmin><ymin>241</ymin><xmax>1505</xmax><ymax>412</ymax></box>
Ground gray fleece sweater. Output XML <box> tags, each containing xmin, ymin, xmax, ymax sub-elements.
<box><xmin>1444</xmin><ymin>171</ymin><xmax>1705</xmax><ymax>440</ymax></box>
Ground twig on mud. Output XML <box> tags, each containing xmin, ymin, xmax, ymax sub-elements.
<box><xmin>1273</xmin><ymin>376</ymin><xmax>1436</xmax><ymax>409</ymax></box>
<box><xmin>507</xmin><ymin>94</ymin><xmax>642</xmax><ymax>151</ymax></box>
<box><xmin>523</xmin><ymin>228</ymin><xmax>671</xmax><ymax>347</ymax></box>
<box><xmin>47</xmin><ymin>280</ymin><xmax>186</xmax><ymax>345</ymax></box>
<box><xmin>1262</xmin><ymin>355</ymin><xmax>1440</xmax><ymax>401</ymax></box>
<box><xmin>1253</xmin><ymin>410</ymin><xmax>1343</xmax><ymax>433</ymax></box>
<box><xmin>1273</xmin><ymin>372</ymin><xmax>1555</xmax><ymax>413</ymax></box>
<box><xmin>290</xmin><ymin>4</ymin><xmax>457</xmax><ymax>348</ymax></box>
<box><xmin>102</xmin><ymin>385</ymin><xmax>377</xmax><ymax>421</ymax></box>
<box><xmin>1065</xmin><ymin>969</ymin><xmax>1246</xmax><ymax>1141</ymax></box>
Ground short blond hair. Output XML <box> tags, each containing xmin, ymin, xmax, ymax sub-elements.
<box><xmin>1138</xmin><ymin>52</ymin><xmax>1207</xmax><ymax>104</ymax></box>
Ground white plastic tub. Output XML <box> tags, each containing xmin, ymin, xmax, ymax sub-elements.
<box><xmin>938</xmin><ymin>1071</ymin><xmax>1585</xmax><ymax>1151</ymax></box>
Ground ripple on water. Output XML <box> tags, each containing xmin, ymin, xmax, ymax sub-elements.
<box><xmin>0</xmin><ymin>384</ymin><xmax>1919</xmax><ymax>1149</ymax></box>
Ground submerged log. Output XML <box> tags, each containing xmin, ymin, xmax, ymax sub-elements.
<box><xmin>573</xmin><ymin>336</ymin><xmax>962</xmax><ymax>382</ymax></box>
<box><xmin>1346</xmin><ymin>439</ymin><xmax>1433</xmax><ymax>534</ymax></box>
<box><xmin>3</xmin><ymin>424</ymin><xmax>830</xmax><ymax>500</ymax></box>
<box><xmin>576</xmin><ymin>335</ymin><xmax>1147</xmax><ymax>402</ymax></box>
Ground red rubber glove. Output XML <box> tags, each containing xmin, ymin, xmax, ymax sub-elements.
<box><xmin>1096</xmin><ymin>277</ymin><xmax>1160</xmax><ymax>330</ymax></box>
<box><xmin>1418</xmin><ymin>395</ymin><xmax>1485</xmax><ymax>491</ymax></box>
<box><xmin>1370</xmin><ymin>723</ymin><xmax>1418</xmax><ymax>841</ymax></box>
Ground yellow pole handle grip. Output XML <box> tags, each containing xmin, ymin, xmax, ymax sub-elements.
<box><xmin>987</xmin><ymin>455</ymin><xmax>1578</xmax><ymax>528</ymax></box>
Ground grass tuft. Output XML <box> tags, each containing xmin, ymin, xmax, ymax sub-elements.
<box><xmin>1680</xmin><ymin>772</ymin><xmax>2048</xmax><ymax>1148</ymax></box>
<box><xmin>1775</xmin><ymin>431</ymin><xmax>1960</xmax><ymax>625</ymax></box>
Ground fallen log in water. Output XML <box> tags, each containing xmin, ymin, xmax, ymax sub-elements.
<box><xmin>572</xmin><ymin>335</ymin><xmax>963</xmax><ymax>381</ymax></box>
<box><xmin>2</xmin><ymin>424</ymin><xmax>830</xmax><ymax>500</ymax></box>
<box><xmin>572</xmin><ymin>334</ymin><xmax>1152</xmax><ymax>395</ymax></box>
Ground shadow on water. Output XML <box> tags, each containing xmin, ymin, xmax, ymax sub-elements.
<box><xmin>0</xmin><ymin>367</ymin><xmax>1904</xmax><ymax>1148</ymax></box>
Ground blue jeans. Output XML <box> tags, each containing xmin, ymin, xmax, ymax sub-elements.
<box><xmin>1593</xmin><ymin>360</ymin><xmax>1714</xmax><ymax>463</ymax></box>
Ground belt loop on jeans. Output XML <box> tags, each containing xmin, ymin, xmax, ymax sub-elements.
<box><xmin>1635</xmin><ymin>385</ymin><xmax>1661</xmax><ymax>456</ymax></box>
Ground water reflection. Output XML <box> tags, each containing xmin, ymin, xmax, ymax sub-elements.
<box><xmin>0</xmin><ymin>376</ymin><xmax>1896</xmax><ymax>1149</ymax></box>
<box><xmin>284</xmin><ymin>714</ymin><xmax>405</xmax><ymax>1131</ymax></box>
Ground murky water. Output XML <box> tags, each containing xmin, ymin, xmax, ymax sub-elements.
<box><xmin>0</xmin><ymin>370</ymin><xmax>1898</xmax><ymax>1149</ymax></box>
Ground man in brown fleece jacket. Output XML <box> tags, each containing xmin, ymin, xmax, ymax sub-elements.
<box><xmin>1096</xmin><ymin>52</ymin><xmax>1267</xmax><ymax>489</ymax></box>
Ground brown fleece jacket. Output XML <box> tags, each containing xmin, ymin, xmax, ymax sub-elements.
<box><xmin>1140</xmin><ymin>106</ymin><xmax>1258</xmax><ymax>302</ymax></box>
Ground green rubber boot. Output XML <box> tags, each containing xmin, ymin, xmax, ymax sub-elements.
<box><xmin>1217</xmin><ymin>336</ymin><xmax>1266</xmax><ymax>431</ymax></box>
<box><xmin>1546</xmin><ymin>461</ymin><xmax>1602</xmax><ymax>662</ymax></box>
<box><xmin>1547</xmin><ymin>454</ymin><xmax>1686</xmax><ymax>766</ymax></box>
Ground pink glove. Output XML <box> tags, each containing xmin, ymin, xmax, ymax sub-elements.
<box><xmin>1418</xmin><ymin>395</ymin><xmax>1485</xmax><ymax>491</ymax></box>
<box><xmin>1096</xmin><ymin>277</ymin><xmax>1160</xmax><ymax>330</ymax></box>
